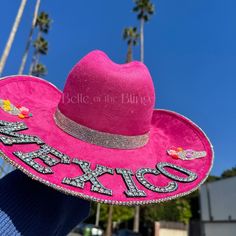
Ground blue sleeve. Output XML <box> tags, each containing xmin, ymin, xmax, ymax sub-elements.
<box><xmin>0</xmin><ymin>170</ymin><xmax>91</xmax><ymax>236</ymax></box>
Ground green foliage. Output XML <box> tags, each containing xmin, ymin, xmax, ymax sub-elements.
<box><xmin>206</xmin><ymin>175</ymin><xmax>220</xmax><ymax>183</ymax></box>
<box><xmin>36</xmin><ymin>11</ymin><xmax>51</xmax><ymax>33</ymax></box>
<box><xmin>141</xmin><ymin>198</ymin><xmax>192</xmax><ymax>225</ymax></box>
<box><xmin>133</xmin><ymin>0</ymin><xmax>155</xmax><ymax>21</ymax></box>
<box><xmin>30</xmin><ymin>11</ymin><xmax>52</xmax><ymax>76</ymax></box>
<box><xmin>86</xmin><ymin>168</ymin><xmax>236</xmax><ymax>228</ymax></box>
<box><xmin>123</xmin><ymin>27</ymin><xmax>139</xmax><ymax>46</ymax></box>
<box><xmin>99</xmin><ymin>204</ymin><xmax>134</xmax><ymax>224</ymax></box>
<box><xmin>33</xmin><ymin>36</ymin><xmax>48</xmax><ymax>55</ymax></box>
<box><xmin>221</xmin><ymin>166</ymin><xmax>236</xmax><ymax>179</ymax></box>
<box><xmin>32</xmin><ymin>63</ymin><xmax>47</xmax><ymax>77</ymax></box>
<box><xmin>181</xmin><ymin>190</ymin><xmax>200</xmax><ymax>220</ymax></box>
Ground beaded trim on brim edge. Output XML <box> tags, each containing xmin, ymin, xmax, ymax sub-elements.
<box><xmin>0</xmin><ymin>108</ymin><xmax>214</xmax><ymax>206</ymax></box>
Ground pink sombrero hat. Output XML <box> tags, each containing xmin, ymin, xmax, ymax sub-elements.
<box><xmin>0</xmin><ymin>50</ymin><xmax>213</xmax><ymax>206</ymax></box>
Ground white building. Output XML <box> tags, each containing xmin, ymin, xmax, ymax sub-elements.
<box><xmin>200</xmin><ymin>176</ymin><xmax>236</xmax><ymax>236</ymax></box>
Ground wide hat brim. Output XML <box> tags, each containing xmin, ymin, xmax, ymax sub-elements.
<box><xmin>0</xmin><ymin>76</ymin><xmax>214</xmax><ymax>206</ymax></box>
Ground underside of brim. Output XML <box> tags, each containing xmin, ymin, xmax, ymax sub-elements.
<box><xmin>0</xmin><ymin>76</ymin><xmax>214</xmax><ymax>205</ymax></box>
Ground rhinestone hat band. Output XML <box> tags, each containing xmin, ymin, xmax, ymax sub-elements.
<box><xmin>54</xmin><ymin>108</ymin><xmax>149</xmax><ymax>149</ymax></box>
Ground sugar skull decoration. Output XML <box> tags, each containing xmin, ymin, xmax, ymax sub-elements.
<box><xmin>0</xmin><ymin>99</ymin><xmax>32</xmax><ymax>119</ymax></box>
<box><xmin>167</xmin><ymin>147</ymin><xmax>207</xmax><ymax>160</ymax></box>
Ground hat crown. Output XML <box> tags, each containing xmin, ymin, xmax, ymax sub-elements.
<box><xmin>58</xmin><ymin>50</ymin><xmax>155</xmax><ymax>136</ymax></box>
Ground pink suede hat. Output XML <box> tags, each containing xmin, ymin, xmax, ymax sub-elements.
<box><xmin>0</xmin><ymin>50</ymin><xmax>213</xmax><ymax>205</ymax></box>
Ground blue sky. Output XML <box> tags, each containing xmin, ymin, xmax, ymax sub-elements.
<box><xmin>0</xmin><ymin>0</ymin><xmax>235</xmax><ymax>176</ymax></box>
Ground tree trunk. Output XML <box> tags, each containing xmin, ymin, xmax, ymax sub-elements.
<box><xmin>29</xmin><ymin>49</ymin><xmax>37</xmax><ymax>75</ymax></box>
<box><xmin>18</xmin><ymin>0</ymin><xmax>40</xmax><ymax>74</ymax></box>
<box><xmin>95</xmin><ymin>203</ymin><xmax>101</xmax><ymax>227</ymax></box>
<box><xmin>140</xmin><ymin>17</ymin><xmax>144</xmax><ymax>63</ymax></box>
<box><xmin>126</xmin><ymin>43</ymin><xmax>133</xmax><ymax>63</ymax></box>
<box><xmin>0</xmin><ymin>0</ymin><xmax>27</xmax><ymax>76</ymax></box>
<box><xmin>105</xmin><ymin>205</ymin><xmax>113</xmax><ymax>236</ymax></box>
<box><xmin>133</xmin><ymin>205</ymin><xmax>140</xmax><ymax>232</ymax></box>
<box><xmin>133</xmin><ymin>18</ymin><xmax>145</xmax><ymax>232</ymax></box>
<box><xmin>29</xmin><ymin>31</ymin><xmax>41</xmax><ymax>75</ymax></box>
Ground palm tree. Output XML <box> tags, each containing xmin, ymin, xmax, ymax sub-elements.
<box><xmin>0</xmin><ymin>0</ymin><xmax>27</xmax><ymax>76</ymax></box>
<box><xmin>36</xmin><ymin>11</ymin><xmax>51</xmax><ymax>33</ymax></box>
<box><xmin>31</xmin><ymin>63</ymin><xmax>47</xmax><ymax>77</ymax></box>
<box><xmin>132</xmin><ymin>2</ymin><xmax>154</xmax><ymax>232</ymax></box>
<box><xmin>33</xmin><ymin>36</ymin><xmax>48</xmax><ymax>55</ymax></box>
<box><xmin>18</xmin><ymin>0</ymin><xmax>41</xmax><ymax>74</ymax></box>
<box><xmin>29</xmin><ymin>36</ymin><xmax>48</xmax><ymax>75</ymax></box>
<box><xmin>123</xmin><ymin>27</ymin><xmax>140</xmax><ymax>232</ymax></box>
<box><xmin>133</xmin><ymin>0</ymin><xmax>154</xmax><ymax>62</ymax></box>
<box><xmin>29</xmin><ymin>11</ymin><xmax>51</xmax><ymax>74</ymax></box>
<box><xmin>123</xmin><ymin>27</ymin><xmax>139</xmax><ymax>62</ymax></box>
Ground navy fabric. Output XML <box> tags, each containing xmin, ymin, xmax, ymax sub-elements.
<box><xmin>0</xmin><ymin>170</ymin><xmax>90</xmax><ymax>236</ymax></box>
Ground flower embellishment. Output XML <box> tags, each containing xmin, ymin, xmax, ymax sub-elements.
<box><xmin>17</xmin><ymin>105</ymin><xmax>33</xmax><ymax>119</ymax></box>
<box><xmin>167</xmin><ymin>147</ymin><xmax>206</xmax><ymax>160</ymax></box>
<box><xmin>2</xmin><ymin>99</ymin><xmax>11</xmax><ymax>111</ymax></box>
<box><xmin>0</xmin><ymin>99</ymin><xmax>32</xmax><ymax>119</ymax></box>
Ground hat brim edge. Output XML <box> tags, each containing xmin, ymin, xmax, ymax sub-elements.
<box><xmin>0</xmin><ymin>108</ymin><xmax>214</xmax><ymax>206</ymax></box>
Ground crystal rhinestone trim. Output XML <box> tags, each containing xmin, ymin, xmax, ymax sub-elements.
<box><xmin>0</xmin><ymin>108</ymin><xmax>214</xmax><ymax>206</ymax></box>
<box><xmin>116</xmin><ymin>168</ymin><xmax>146</xmax><ymax>197</ymax></box>
<box><xmin>157</xmin><ymin>162</ymin><xmax>198</xmax><ymax>183</ymax></box>
<box><xmin>14</xmin><ymin>150</ymin><xmax>53</xmax><ymax>174</ymax></box>
<box><xmin>136</xmin><ymin>168</ymin><xmax>178</xmax><ymax>193</ymax></box>
<box><xmin>54</xmin><ymin>108</ymin><xmax>149</xmax><ymax>149</ymax></box>
<box><xmin>178</xmin><ymin>150</ymin><xmax>206</xmax><ymax>160</ymax></box>
<box><xmin>62</xmin><ymin>159</ymin><xmax>114</xmax><ymax>196</ymax></box>
<box><xmin>0</xmin><ymin>120</ymin><xmax>43</xmax><ymax>145</ymax></box>
<box><xmin>13</xmin><ymin>144</ymin><xmax>71</xmax><ymax>174</ymax></box>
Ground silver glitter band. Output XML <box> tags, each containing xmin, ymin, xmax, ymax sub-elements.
<box><xmin>54</xmin><ymin>108</ymin><xmax>149</xmax><ymax>149</ymax></box>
